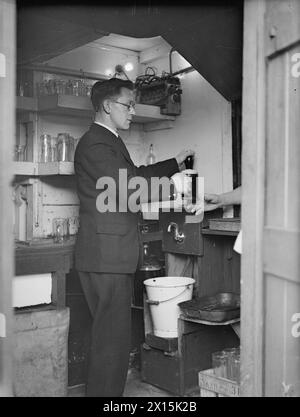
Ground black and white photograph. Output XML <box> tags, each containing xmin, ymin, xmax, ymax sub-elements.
<box><xmin>0</xmin><ymin>0</ymin><xmax>299</xmax><ymax>400</ymax></box>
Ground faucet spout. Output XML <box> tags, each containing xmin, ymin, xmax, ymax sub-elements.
<box><xmin>167</xmin><ymin>222</ymin><xmax>185</xmax><ymax>243</ymax></box>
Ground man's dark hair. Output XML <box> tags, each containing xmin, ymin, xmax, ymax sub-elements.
<box><xmin>91</xmin><ymin>78</ymin><xmax>134</xmax><ymax>112</ymax></box>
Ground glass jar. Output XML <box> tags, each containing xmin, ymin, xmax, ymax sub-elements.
<box><xmin>55</xmin><ymin>79</ymin><xmax>66</xmax><ymax>95</ymax></box>
<box><xmin>86</xmin><ymin>84</ymin><xmax>92</xmax><ymax>97</ymax></box>
<box><xmin>36</xmin><ymin>80</ymin><xmax>47</xmax><ymax>96</ymax></box>
<box><xmin>40</xmin><ymin>134</ymin><xmax>52</xmax><ymax>163</ymax></box>
<box><xmin>68</xmin><ymin>136</ymin><xmax>75</xmax><ymax>162</ymax></box>
<box><xmin>57</xmin><ymin>133</ymin><xmax>70</xmax><ymax>162</ymax></box>
<box><xmin>71</xmin><ymin>79</ymin><xmax>79</xmax><ymax>96</ymax></box>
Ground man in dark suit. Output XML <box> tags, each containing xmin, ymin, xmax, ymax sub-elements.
<box><xmin>74</xmin><ymin>78</ymin><xmax>194</xmax><ymax>397</ymax></box>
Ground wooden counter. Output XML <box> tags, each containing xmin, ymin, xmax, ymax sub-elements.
<box><xmin>201</xmin><ymin>228</ymin><xmax>239</xmax><ymax>237</ymax></box>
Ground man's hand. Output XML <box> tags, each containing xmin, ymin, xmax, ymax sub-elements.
<box><xmin>175</xmin><ymin>149</ymin><xmax>195</xmax><ymax>171</ymax></box>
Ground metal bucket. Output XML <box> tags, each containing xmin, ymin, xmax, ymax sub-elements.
<box><xmin>144</xmin><ymin>276</ymin><xmax>195</xmax><ymax>338</ymax></box>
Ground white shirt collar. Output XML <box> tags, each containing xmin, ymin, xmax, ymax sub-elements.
<box><xmin>94</xmin><ymin>121</ymin><xmax>118</xmax><ymax>138</ymax></box>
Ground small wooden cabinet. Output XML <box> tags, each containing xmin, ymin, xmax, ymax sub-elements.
<box><xmin>141</xmin><ymin>211</ymin><xmax>241</xmax><ymax>395</ymax></box>
<box><xmin>160</xmin><ymin>210</ymin><xmax>241</xmax><ymax>298</ymax></box>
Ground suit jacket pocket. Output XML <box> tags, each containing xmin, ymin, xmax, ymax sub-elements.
<box><xmin>96</xmin><ymin>222</ymin><xmax>128</xmax><ymax>235</ymax></box>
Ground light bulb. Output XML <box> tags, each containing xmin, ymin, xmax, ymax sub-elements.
<box><xmin>124</xmin><ymin>62</ymin><xmax>134</xmax><ymax>72</ymax></box>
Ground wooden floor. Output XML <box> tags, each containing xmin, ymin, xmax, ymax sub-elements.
<box><xmin>68</xmin><ymin>367</ymin><xmax>176</xmax><ymax>397</ymax></box>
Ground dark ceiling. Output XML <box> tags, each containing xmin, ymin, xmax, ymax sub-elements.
<box><xmin>17</xmin><ymin>1</ymin><xmax>243</xmax><ymax>101</ymax></box>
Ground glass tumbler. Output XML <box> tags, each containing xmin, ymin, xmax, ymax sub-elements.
<box><xmin>231</xmin><ymin>353</ymin><xmax>241</xmax><ymax>383</ymax></box>
<box><xmin>40</xmin><ymin>134</ymin><xmax>52</xmax><ymax>162</ymax></box>
<box><xmin>50</xmin><ymin>136</ymin><xmax>57</xmax><ymax>162</ymax></box>
<box><xmin>222</xmin><ymin>347</ymin><xmax>240</xmax><ymax>380</ymax></box>
<box><xmin>212</xmin><ymin>351</ymin><xmax>227</xmax><ymax>378</ymax></box>
<box><xmin>53</xmin><ymin>218</ymin><xmax>70</xmax><ymax>243</ymax></box>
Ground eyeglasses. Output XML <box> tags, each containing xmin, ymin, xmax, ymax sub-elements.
<box><xmin>112</xmin><ymin>100</ymin><xmax>135</xmax><ymax>111</ymax></box>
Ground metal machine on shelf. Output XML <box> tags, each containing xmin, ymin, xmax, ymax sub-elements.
<box><xmin>135</xmin><ymin>48</ymin><xmax>182</xmax><ymax>116</ymax></box>
<box><xmin>135</xmin><ymin>72</ymin><xmax>182</xmax><ymax>116</ymax></box>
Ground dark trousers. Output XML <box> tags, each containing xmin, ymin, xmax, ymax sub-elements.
<box><xmin>78</xmin><ymin>271</ymin><xmax>133</xmax><ymax>397</ymax></box>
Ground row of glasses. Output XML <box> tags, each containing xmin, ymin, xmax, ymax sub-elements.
<box><xmin>14</xmin><ymin>134</ymin><xmax>80</xmax><ymax>163</ymax></box>
<box><xmin>37</xmin><ymin>79</ymin><xmax>92</xmax><ymax>97</ymax></box>
<box><xmin>40</xmin><ymin>133</ymin><xmax>80</xmax><ymax>163</ymax></box>
<box><xmin>52</xmin><ymin>216</ymin><xmax>80</xmax><ymax>243</ymax></box>
<box><xmin>212</xmin><ymin>347</ymin><xmax>240</xmax><ymax>383</ymax></box>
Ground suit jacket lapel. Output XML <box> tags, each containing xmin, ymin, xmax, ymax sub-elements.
<box><xmin>90</xmin><ymin>123</ymin><xmax>134</xmax><ymax>166</ymax></box>
<box><xmin>116</xmin><ymin>135</ymin><xmax>134</xmax><ymax>166</ymax></box>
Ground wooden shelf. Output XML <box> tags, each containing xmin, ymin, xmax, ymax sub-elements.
<box><xmin>38</xmin><ymin>162</ymin><xmax>74</xmax><ymax>175</ymax></box>
<box><xmin>14</xmin><ymin>95</ymin><xmax>177</xmax><ymax>178</ymax></box>
<box><xmin>133</xmin><ymin>103</ymin><xmax>175</xmax><ymax>123</ymax></box>
<box><xmin>201</xmin><ymin>228</ymin><xmax>239</xmax><ymax>237</ymax></box>
<box><xmin>180</xmin><ymin>314</ymin><xmax>240</xmax><ymax>326</ymax></box>
<box><xmin>13</xmin><ymin>161</ymin><xmax>74</xmax><ymax>176</ymax></box>
<box><xmin>18</xmin><ymin>94</ymin><xmax>176</xmax><ymax>124</ymax></box>
<box><xmin>37</xmin><ymin>94</ymin><xmax>93</xmax><ymax>118</ymax></box>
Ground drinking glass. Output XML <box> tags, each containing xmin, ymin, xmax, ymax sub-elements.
<box><xmin>40</xmin><ymin>134</ymin><xmax>52</xmax><ymax>163</ymax></box>
<box><xmin>53</xmin><ymin>218</ymin><xmax>70</xmax><ymax>243</ymax></box>
<box><xmin>50</xmin><ymin>136</ymin><xmax>57</xmax><ymax>162</ymax></box>
<box><xmin>55</xmin><ymin>79</ymin><xmax>66</xmax><ymax>95</ymax></box>
<box><xmin>212</xmin><ymin>351</ymin><xmax>227</xmax><ymax>378</ymax></box>
<box><xmin>222</xmin><ymin>347</ymin><xmax>240</xmax><ymax>380</ymax></box>
<box><xmin>231</xmin><ymin>353</ymin><xmax>240</xmax><ymax>383</ymax></box>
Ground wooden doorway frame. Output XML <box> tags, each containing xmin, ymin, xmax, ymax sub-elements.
<box><xmin>0</xmin><ymin>0</ymin><xmax>15</xmax><ymax>397</ymax></box>
<box><xmin>240</xmin><ymin>0</ymin><xmax>266</xmax><ymax>397</ymax></box>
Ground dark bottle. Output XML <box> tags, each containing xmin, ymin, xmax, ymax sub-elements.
<box><xmin>134</xmin><ymin>243</ymin><xmax>162</xmax><ymax>307</ymax></box>
<box><xmin>185</xmin><ymin>155</ymin><xmax>194</xmax><ymax>170</ymax></box>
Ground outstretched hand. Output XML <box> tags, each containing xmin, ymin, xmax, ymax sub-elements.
<box><xmin>203</xmin><ymin>193</ymin><xmax>222</xmax><ymax>211</ymax></box>
<box><xmin>185</xmin><ymin>193</ymin><xmax>221</xmax><ymax>215</ymax></box>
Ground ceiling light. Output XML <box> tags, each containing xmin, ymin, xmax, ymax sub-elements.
<box><xmin>124</xmin><ymin>62</ymin><xmax>134</xmax><ymax>72</ymax></box>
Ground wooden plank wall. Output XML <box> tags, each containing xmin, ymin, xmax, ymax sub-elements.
<box><xmin>241</xmin><ymin>0</ymin><xmax>266</xmax><ymax>397</ymax></box>
<box><xmin>264</xmin><ymin>24</ymin><xmax>300</xmax><ymax>396</ymax></box>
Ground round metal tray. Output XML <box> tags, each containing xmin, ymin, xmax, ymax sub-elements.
<box><xmin>179</xmin><ymin>292</ymin><xmax>240</xmax><ymax>322</ymax></box>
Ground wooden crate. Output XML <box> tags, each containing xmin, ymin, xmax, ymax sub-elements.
<box><xmin>198</xmin><ymin>368</ymin><xmax>240</xmax><ymax>397</ymax></box>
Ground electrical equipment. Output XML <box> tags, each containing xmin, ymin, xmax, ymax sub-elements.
<box><xmin>135</xmin><ymin>70</ymin><xmax>182</xmax><ymax>116</ymax></box>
